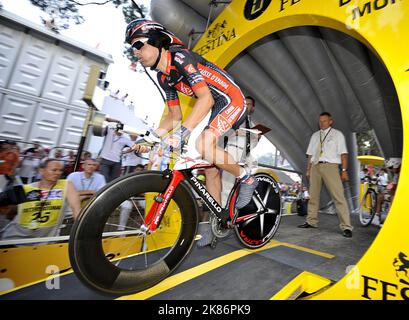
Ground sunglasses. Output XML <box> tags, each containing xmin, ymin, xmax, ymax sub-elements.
<box><xmin>131</xmin><ymin>38</ymin><xmax>149</xmax><ymax>50</ymax></box>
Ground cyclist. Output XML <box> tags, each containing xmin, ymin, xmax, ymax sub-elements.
<box><xmin>374</xmin><ymin>158</ymin><xmax>401</xmax><ymax>226</ymax></box>
<box><xmin>126</xmin><ymin>19</ymin><xmax>258</xmax><ymax>246</ymax></box>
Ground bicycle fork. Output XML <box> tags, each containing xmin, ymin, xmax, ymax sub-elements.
<box><xmin>143</xmin><ymin>170</ymin><xmax>184</xmax><ymax>233</ymax></box>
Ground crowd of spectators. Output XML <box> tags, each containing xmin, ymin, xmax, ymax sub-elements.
<box><xmin>0</xmin><ymin>139</ymin><xmax>150</xmax><ymax>245</ymax></box>
<box><xmin>279</xmin><ymin>181</ymin><xmax>310</xmax><ymax>216</ymax></box>
<box><xmin>359</xmin><ymin>160</ymin><xmax>401</xmax><ymax>226</ymax></box>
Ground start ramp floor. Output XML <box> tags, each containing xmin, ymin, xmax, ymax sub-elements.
<box><xmin>1</xmin><ymin>213</ymin><xmax>378</xmax><ymax>300</ymax></box>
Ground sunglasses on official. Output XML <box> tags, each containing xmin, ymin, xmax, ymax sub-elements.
<box><xmin>132</xmin><ymin>38</ymin><xmax>149</xmax><ymax>50</ymax></box>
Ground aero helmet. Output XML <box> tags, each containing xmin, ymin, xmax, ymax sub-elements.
<box><xmin>386</xmin><ymin>157</ymin><xmax>402</xmax><ymax>169</ymax></box>
<box><xmin>125</xmin><ymin>19</ymin><xmax>184</xmax><ymax>49</ymax></box>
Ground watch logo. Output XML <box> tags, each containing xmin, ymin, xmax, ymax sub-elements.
<box><xmin>244</xmin><ymin>0</ymin><xmax>272</xmax><ymax>20</ymax></box>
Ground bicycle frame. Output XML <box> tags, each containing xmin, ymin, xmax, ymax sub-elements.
<box><xmin>143</xmin><ymin>165</ymin><xmax>240</xmax><ymax>232</ymax></box>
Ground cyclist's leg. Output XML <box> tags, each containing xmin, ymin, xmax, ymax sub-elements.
<box><xmin>205</xmin><ymin>167</ymin><xmax>222</xmax><ymax>204</ymax></box>
<box><xmin>202</xmin><ymin>94</ymin><xmax>259</xmax><ymax>209</ymax></box>
<box><xmin>196</xmin><ymin>133</ymin><xmax>236</xmax><ymax>248</ymax></box>
<box><xmin>195</xmin><ymin>94</ymin><xmax>246</xmax><ymax>178</ymax></box>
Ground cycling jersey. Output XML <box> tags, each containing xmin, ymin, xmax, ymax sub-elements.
<box><xmin>157</xmin><ymin>48</ymin><xmax>247</xmax><ymax>138</ymax></box>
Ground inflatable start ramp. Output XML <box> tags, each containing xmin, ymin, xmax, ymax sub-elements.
<box><xmin>190</xmin><ymin>0</ymin><xmax>408</xmax><ymax>300</ymax></box>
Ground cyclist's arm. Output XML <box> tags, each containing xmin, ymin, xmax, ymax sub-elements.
<box><xmin>155</xmin><ymin>104</ymin><xmax>183</xmax><ymax>137</ymax></box>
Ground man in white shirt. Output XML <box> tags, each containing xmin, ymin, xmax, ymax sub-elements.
<box><xmin>67</xmin><ymin>159</ymin><xmax>106</xmax><ymax>206</ymax></box>
<box><xmin>298</xmin><ymin>112</ymin><xmax>353</xmax><ymax>237</ymax></box>
<box><xmin>98</xmin><ymin>124</ymin><xmax>133</xmax><ymax>182</ymax></box>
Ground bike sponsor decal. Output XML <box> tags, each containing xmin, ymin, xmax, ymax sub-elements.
<box><xmin>225</xmin><ymin>105</ymin><xmax>236</xmax><ymax>115</ymax></box>
<box><xmin>184</xmin><ymin>64</ymin><xmax>197</xmax><ymax>74</ymax></box>
<box><xmin>239</xmin><ymin>230</ymin><xmax>262</xmax><ymax>245</ymax></box>
<box><xmin>154</xmin><ymin>185</ymin><xmax>175</xmax><ymax>227</ymax></box>
<box><xmin>190</xmin><ymin>176</ymin><xmax>222</xmax><ymax>213</ymax></box>
<box><xmin>176</xmin><ymin>82</ymin><xmax>194</xmax><ymax>96</ymax></box>
<box><xmin>257</xmin><ymin>175</ymin><xmax>280</xmax><ymax>193</ymax></box>
<box><xmin>359</xmin><ymin>251</ymin><xmax>409</xmax><ymax>300</ymax></box>
<box><xmin>196</xmin><ymin>20</ymin><xmax>236</xmax><ymax>55</ymax></box>
<box><xmin>340</xmin><ymin>0</ymin><xmax>398</xmax><ymax>21</ymax></box>
<box><xmin>226</xmin><ymin>107</ymin><xmax>242</xmax><ymax>122</ymax></box>
<box><xmin>175</xmin><ymin>52</ymin><xmax>185</xmax><ymax>59</ymax></box>
<box><xmin>26</xmin><ymin>190</ymin><xmax>41</xmax><ymax>201</ymax></box>
<box><xmin>217</xmin><ymin>115</ymin><xmax>230</xmax><ymax>134</ymax></box>
<box><xmin>244</xmin><ymin>0</ymin><xmax>272</xmax><ymax>20</ymax></box>
<box><xmin>174</xmin><ymin>56</ymin><xmax>183</xmax><ymax>64</ymax></box>
<box><xmin>41</xmin><ymin>189</ymin><xmax>63</xmax><ymax>200</ymax></box>
<box><xmin>244</xmin><ymin>0</ymin><xmax>303</xmax><ymax>20</ymax></box>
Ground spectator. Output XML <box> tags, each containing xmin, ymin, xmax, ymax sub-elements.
<box><xmin>0</xmin><ymin>159</ymin><xmax>81</xmax><ymax>242</ymax></box>
<box><xmin>66</xmin><ymin>158</ymin><xmax>106</xmax><ymax>207</ymax></box>
<box><xmin>121</xmin><ymin>136</ymin><xmax>140</xmax><ymax>175</ymax></box>
<box><xmin>53</xmin><ymin>149</ymin><xmax>64</xmax><ymax>159</ymax></box>
<box><xmin>18</xmin><ymin>144</ymin><xmax>42</xmax><ymax>184</ymax></box>
<box><xmin>62</xmin><ymin>150</ymin><xmax>76</xmax><ymax>178</ymax></box>
<box><xmin>298</xmin><ymin>112</ymin><xmax>353</xmax><ymax>238</ymax></box>
<box><xmin>297</xmin><ymin>186</ymin><xmax>310</xmax><ymax>216</ymax></box>
<box><xmin>0</xmin><ymin>140</ymin><xmax>22</xmax><ymax>229</ymax></box>
<box><xmin>98</xmin><ymin>120</ymin><xmax>133</xmax><ymax>183</ymax></box>
<box><xmin>23</xmin><ymin>143</ymin><xmax>41</xmax><ymax>154</ymax></box>
<box><xmin>359</xmin><ymin>168</ymin><xmax>372</xmax><ymax>183</ymax></box>
<box><xmin>375</xmin><ymin>158</ymin><xmax>401</xmax><ymax>225</ymax></box>
<box><xmin>79</xmin><ymin>150</ymin><xmax>92</xmax><ymax>171</ymax></box>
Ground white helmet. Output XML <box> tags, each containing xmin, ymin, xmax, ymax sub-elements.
<box><xmin>386</xmin><ymin>157</ymin><xmax>402</xmax><ymax>169</ymax></box>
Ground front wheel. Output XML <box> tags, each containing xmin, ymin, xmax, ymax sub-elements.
<box><xmin>69</xmin><ymin>171</ymin><xmax>198</xmax><ymax>295</ymax></box>
<box><xmin>359</xmin><ymin>188</ymin><xmax>377</xmax><ymax>227</ymax></box>
<box><xmin>234</xmin><ymin>173</ymin><xmax>281</xmax><ymax>249</ymax></box>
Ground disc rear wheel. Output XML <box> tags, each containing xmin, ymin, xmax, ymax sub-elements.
<box><xmin>234</xmin><ymin>173</ymin><xmax>281</xmax><ymax>249</ymax></box>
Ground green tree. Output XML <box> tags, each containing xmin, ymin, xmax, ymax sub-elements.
<box><xmin>26</xmin><ymin>0</ymin><xmax>146</xmax><ymax>33</ymax></box>
<box><xmin>356</xmin><ymin>130</ymin><xmax>381</xmax><ymax>156</ymax></box>
<box><xmin>25</xmin><ymin>0</ymin><xmax>147</xmax><ymax>67</ymax></box>
<box><xmin>121</xmin><ymin>1</ymin><xmax>148</xmax><ymax>67</ymax></box>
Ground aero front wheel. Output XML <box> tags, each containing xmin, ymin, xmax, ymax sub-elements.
<box><xmin>359</xmin><ymin>188</ymin><xmax>377</xmax><ymax>227</ymax></box>
<box><xmin>69</xmin><ymin>171</ymin><xmax>198</xmax><ymax>295</ymax></box>
<box><xmin>234</xmin><ymin>173</ymin><xmax>281</xmax><ymax>249</ymax></box>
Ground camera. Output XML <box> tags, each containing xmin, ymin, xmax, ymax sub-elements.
<box><xmin>115</xmin><ymin>122</ymin><xmax>124</xmax><ymax>131</ymax></box>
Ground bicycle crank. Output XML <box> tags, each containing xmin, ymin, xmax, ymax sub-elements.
<box><xmin>210</xmin><ymin>215</ymin><xmax>231</xmax><ymax>239</ymax></box>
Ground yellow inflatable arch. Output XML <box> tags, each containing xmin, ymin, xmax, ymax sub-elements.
<box><xmin>192</xmin><ymin>0</ymin><xmax>409</xmax><ymax>299</ymax></box>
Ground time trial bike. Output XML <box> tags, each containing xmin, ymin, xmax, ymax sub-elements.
<box><xmin>69</xmin><ymin>131</ymin><xmax>281</xmax><ymax>295</ymax></box>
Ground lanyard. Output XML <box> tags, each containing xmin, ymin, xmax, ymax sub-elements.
<box><xmin>80</xmin><ymin>173</ymin><xmax>94</xmax><ymax>190</ymax></box>
<box><xmin>319</xmin><ymin>128</ymin><xmax>332</xmax><ymax>155</ymax></box>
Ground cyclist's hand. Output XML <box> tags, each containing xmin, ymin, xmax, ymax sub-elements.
<box><xmin>131</xmin><ymin>130</ymin><xmax>162</xmax><ymax>153</ymax></box>
<box><xmin>341</xmin><ymin>171</ymin><xmax>349</xmax><ymax>182</ymax></box>
<box><xmin>163</xmin><ymin>125</ymin><xmax>191</xmax><ymax>154</ymax></box>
